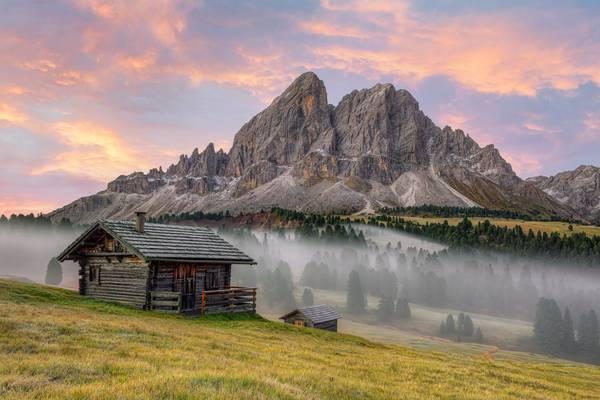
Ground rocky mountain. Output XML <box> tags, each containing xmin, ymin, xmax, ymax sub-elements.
<box><xmin>527</xmin><ymin>165</ymin><xmax>600</xmax><ymax>223</ymax></box>
<box><xmin>49</xmin><ymin>72</ymin><xmax>578</xmax><ymax>224</ymax></box>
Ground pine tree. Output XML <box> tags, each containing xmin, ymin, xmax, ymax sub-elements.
<box><xmin>347</xmin><ymin>270</ymin><xmax>366</xmax><ymax>313</ymax></box>
<box><xmin>302</xmin><ymin>288</ymin><xmax>314</xmax><ymax>307</ymax></box>
<box><xmin>578</xmin><ymin>310</ymin><xmax>599</xmax><ymax>352</ymax></box>
<box><xmin>589</xmin><ymin>310</ymin><xmax>600</xmax><ymax>351</ymax></box>
<box><xmin>45</xmin><ymin>257</ymin><xmax>63</xmax><ymax>286</ymax></box>
<box><xmin>462</xmin><ymin>315</ymin><xmax>474</xmax><ymax>337</ymax></box>
<box><xmin>377</xmin><ymin>296</ymin><xmax>395</xmax><ymax>322</ymax></box>
<box><xmin>561</xmin><ymin>307</ymin><xmax>576</xmax><ymax>352</ymax></box>
<box><xmin>534</xmin><ymin>298</ymin><xmax>564</xmax><ymax>354</ymax></box>
<box><xmin>457</xmin><ymin>313</ymin><xmax>465</xmax><ymax>334</ymax></box>
<box><xmin>474</xmin><ymin>327</ymin><xmax>484</xmax><ymax>343</ymax></box>
<box><xmin>446</xmin><ymin>314</ymin><xmax>456</xmax><ymax>334</ymax></box>
<box><xmin>396</xmin><ymin>298</ymin><xmax>411</xmax><ymax>319</ymax></box>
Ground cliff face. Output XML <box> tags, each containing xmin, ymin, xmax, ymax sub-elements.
<box><xmin>48</xmin><ymin>72</ymin><xmax>580</xmax><ymax>224</ymax></box>
<box><xmin>528</xmin><ymin>165</ymin><xmax>600</xmax><ymax>223</ymax></box>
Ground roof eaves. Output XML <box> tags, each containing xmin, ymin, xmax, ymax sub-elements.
<box><xmin>279</xmin><ymin>309</ymin><xmax>305</xmax><ymax>320</ymax></box>
<box><xmin>57</xmin><ymin>221</ymin><xmax>101</xmax><ymax>262</ymax></box>
<box><xmin>147</xmin><ymin>257</ymin><xmax>257</xmax><ymax>265</ymax></box>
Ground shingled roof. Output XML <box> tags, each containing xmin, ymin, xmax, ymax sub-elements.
<box><xmin>58</xmin><ymin>219</ymin><xmax>255</xmax><ymax>264</ymax></box>
<box><xmin>280</xmin><ymin>304</ymin><xmax>342</xmax><ymax>324</ymax></box>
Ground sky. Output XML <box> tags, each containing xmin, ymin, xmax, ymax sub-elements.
<box><xmin>1</xmin><ymin>0</ymin><xmax>599</xmax><ymax>216</ymax></box>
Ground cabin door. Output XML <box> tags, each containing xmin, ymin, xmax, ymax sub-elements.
<box><xmin>174</xmin><ymin>265</ymin><xmax>196</xmax><ymax>311</ymax></box>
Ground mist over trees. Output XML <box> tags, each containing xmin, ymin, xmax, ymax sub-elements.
<box><xmin>346</xmin><ymin>270</ymin><xmax>366</xmax><ymax>314</ymax></box>
<box><xmin>5</xmin><ymin>207</ymin><xmax>599</xmax><ymax>364</ymax></box>
<box><xmin>302</xmin><ymin>288</ymin><xmax>314</xmax><ymax>307</ymax></box>
<box><xmin>0</xmin><ymin>213</ymin><xmax>73</xmax><ymax>232</ymax></box>
<box><xmin>45</xmin><ymin>257</ymin><xmax>63</xmax><ymax>285</ymax></box>
<box><xmin>368</xmin><ymin>215</ymin><xmax>600</xmax><ymax>265</ymax></box>
<box><xmin>223</xmin><ymin>219</ymin><xmax>600</xmax><ymax>334</ymax></box>
<box><xmin>534</xmin><ymin>298</ymin><xmax>599</xmax><ymax>361</ymax></box>
<box><xmin>0</xmin><ymin>215</ymin><xmax>80</xmax><ymax>286</ymax></box>
<box><xmin>440</xmin><ymin>313</ymin><xmax>480</xmax><ymax>342</ymax></box>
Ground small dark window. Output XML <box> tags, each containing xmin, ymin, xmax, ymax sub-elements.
<box><xmin>89</xmin><ymin>266</ymin><xmax>101</xmax><ymax>285</ymax></box>
<box><xmin>206</xmin><ymin>270</ymin><xmax>219</xmax><ymax>290</ymax></box>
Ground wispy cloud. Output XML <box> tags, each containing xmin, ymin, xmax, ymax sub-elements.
<box><xmin>0</xmin><ymin>0</ymin><xmax>599</xmax><ymax>214</ymax></box>
<box><xmin>30</xmin><ymin>121</ymin><xmax>147</xmax><ymax>181</ymax></box>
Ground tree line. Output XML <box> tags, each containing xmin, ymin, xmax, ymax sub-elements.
<box><xmin>256</xmin><ymin>208</ymin><xmax>600</xmax><ymax>265</ymax></box>
<box><xmin>379</xmin><ymin>205</ymin><xmax>579</xmax><ymax>223</ymax></box>
<box><xmin>440</xmin><ymin>313</ymin><xmax>484</xmax><ymax>343</ymax></box>
<box><xmin>534</xmin><ymin>297</ymin><xmax>599</xmax><ymax>361</ymax></box>
<box><xmin>346</xmin><ymin>270</ymin><xmax>412</xmax><ymax>322</ymax></box>
<box><xmin>367</xmin><ymin>215</ymin><xmax>600</xmax><ymax>265</ymax></box>
<box><xmin>0</xmin><ymin>213</ymin><xmax>73</xmax><ymax>231</ymax></box>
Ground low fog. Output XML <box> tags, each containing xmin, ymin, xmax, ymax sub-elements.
<box><xmin>220</xmin><ymin>224</ymin><xmax>600</xmax><ymax>323</ymax></box>
<box><xmin>2</xmin><ymin>221</ymin><xmax>599</xmax><ymax>350</ymax></box>
<box><xmin>0</xmin><ymin>227</ymin><xmax>80</xmax><ymax>288</ymax></box>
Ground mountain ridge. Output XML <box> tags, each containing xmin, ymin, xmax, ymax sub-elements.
<box><xmin>48</xmin><ymin>72</ymin><xmax>580</xmax><ymax>224</ymax></box>
<box><xmin>528</xmin><ymin>165</ymin><xmax>600</xmax><ymax>224</ymax></box>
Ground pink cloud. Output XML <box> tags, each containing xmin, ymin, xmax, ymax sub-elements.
<box><xmin>502</xmin><ymin>153</ymin><xmax>544</xmax><ymax>177</ymax></box>
<box><xmin>0</xmin><ymin>1</ymin><xmax>599</xmax><ymax>214</ymax></box>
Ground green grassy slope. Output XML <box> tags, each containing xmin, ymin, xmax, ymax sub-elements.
<box><xmin>1</xmin><ymin>280</ymin><xmax>599</xmax><ymax>399</ymax></box>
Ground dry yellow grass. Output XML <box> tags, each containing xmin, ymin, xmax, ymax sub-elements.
<box><xmin>395</xmin><ymin>217</ymin><xmax>600</xmax><ymax>236</ymax></box>
<box><xmin>1</xmin><ymin>280</ymin><xmax>600</xmax><ymax>399</ymax></box>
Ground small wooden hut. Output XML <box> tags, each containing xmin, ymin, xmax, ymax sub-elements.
<box><xmin>280</xmin><ymin>304</ymin><xmax>342</xmax><ymax>332</ymax></box>
<box><xmin>57</xmin><ymin>212</ymin><xmax>256</xmax><ymax>314</ymax></box>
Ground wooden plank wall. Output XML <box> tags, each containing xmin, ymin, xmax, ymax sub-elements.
<box><xmin>284</xmin><ymin>316</ymin><xmax>313</xmax><ymax>327</ymax></box>
<box><xmin>195</xmin><ymin>265</ymin><xmax>231</xmax><ymax>306</ymax></box>
<box><xmin>314</xmin><ymin>320</ymin><xmax>338</xmax><ymax>332</ymax></box>
<box><xmin>152</xmin><ymin>264</ymin><xmax>175</xmax><ymax>292</ymax></box>
<box><xmin>80</xmin><ymin>256</ymin><xmax>149</xmax><ymax>308</ymax></box>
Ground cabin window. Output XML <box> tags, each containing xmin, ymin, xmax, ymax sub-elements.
<box><xmin>294</xmin><ymin>320</ymin><xmax>305</xmax><ymax>327</ymax></box>
<box><xmin>206</xmin><ymin>270</ymin><xmax>220</xmax><ymax>290</ymax></box>
<box><xmin>89</xmin><ymin>266</ymin><xmax>101</xmax><ymax>285</ymax></box>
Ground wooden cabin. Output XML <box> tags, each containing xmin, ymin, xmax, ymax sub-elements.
<box><xmin>280</xmin><ymin>304</ymin><xmax>342</xmax><ymax>332</ymax></box>
<box><xmin>57</xmin><ymin>212</ymin><xmax>257</xmax><ymax>314</ymax></box>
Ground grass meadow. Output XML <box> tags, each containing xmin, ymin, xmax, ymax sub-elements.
<box><xmin>1</xmin><ymin>279</ymin><xmax>600</xmax><ymax>399</ymax></box>
<box><xmin>399</xmin><ymin>217</ymin><xmax>600</xmax><ymax>236</ymax></box>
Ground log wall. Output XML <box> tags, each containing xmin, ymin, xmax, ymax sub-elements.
<box><xmin>152</xmin><ymin>264</ymin><xmax>175</xmax><ymax>291</ymax></box>
<box><xmin>314</xmin><ymin>320</ymin><xmax>338</xmax><ymax>332</ymax></box>
<box><xmin>284</xmin><ymin>316</ymin><xmax>338</xmax><ymax>332</ymax></box>
<box><xmin>80</xmin><ymin>256</ymin><xmax>149</xmax><ymax>308</ymax></box>
<box><xmin>195</xmin><ymin>265</ymin><xmax>231</xmax><ymax>305</ymax></box>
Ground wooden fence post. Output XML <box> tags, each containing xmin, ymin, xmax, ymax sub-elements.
<box><xmin>201</xmin><ymin>289</ymin><xmax>206</xmax><ymax>316</ymax></box>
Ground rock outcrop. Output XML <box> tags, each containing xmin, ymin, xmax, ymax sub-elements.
<box><xmin>528</xmin><ymin>165</ymin><xmax>600</xmax><ymax>223</ymax></box>
<box><xmin>48</xmin><ymin>72</ymin><xmax>582</xmax><ymax>224</ymax></box>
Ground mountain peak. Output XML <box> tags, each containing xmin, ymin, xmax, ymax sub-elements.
<box><xmin>529</xmin><ymin>164</ymin><xmax>600</xmax><ymax>223</ymax></box>
<box><xmin>278</xmin><ymin>71</ymin><xmax>328</xmax><ymax>105</ymax></box>
<box><xmin>50</xmin><ymin>74</ymin><xmax>582</xmax><ymax>224</ymax></box>
<box><xmin>293</xmin><ymin>71</ymin><xmax>321</xmax><ymax>84</ymax></box>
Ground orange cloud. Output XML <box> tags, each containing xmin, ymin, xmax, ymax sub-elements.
<box><xmin>301</xmin><ymin>6</ymin><xmax>599</xmax><ymax>96</ymax></box>
<box><xmin>299</xmin><ymin>21</ymin><xmax>370</xmax><ymax>39</ymax></box>
<box><xmin>30</xmin><ymin>121</ymin><xmax>147</xmax><ymax>181</ymax></box>
<box><xmin>75</xmin><ymin>0</ymin><xmax>188</xmax><ymax>47</ymax></box>
<box><xmin>0</xmin><ymin>197</ymin><xmax>59</xmax><ymax>216</ymax></box>
<box><xmin>1</xmin><ymin>86</ymin><xmax>28</xmax><ymax>95</ymax></box>
<box><xmin>21</xmin><ymin>59</ymin><xmax>58</xmax><ymax>72</ymax></box>
<box><xmin>119</xmin><ymin>51</ymin><xmax>158</xmax><ymax>72</ymax></box>
<box><xmin>0</xmin><ymin>103</ymin><xmax>28</xmax><ymax>123</ymax></box>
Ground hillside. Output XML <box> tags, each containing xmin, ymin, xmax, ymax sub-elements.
<box><xmin>48</xmin><ymin>72</ymin><xmax>577</xmax><ymax>225</ymax></box>
<box><xmin>1</xmin><ymin>280</ymin><xmax>599</xmax><ymax>399</ymax></box>
<box><xmin>528</xmin><ymin>165</ymin><xmax>600</xmax><ymax>224</ymax></box>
